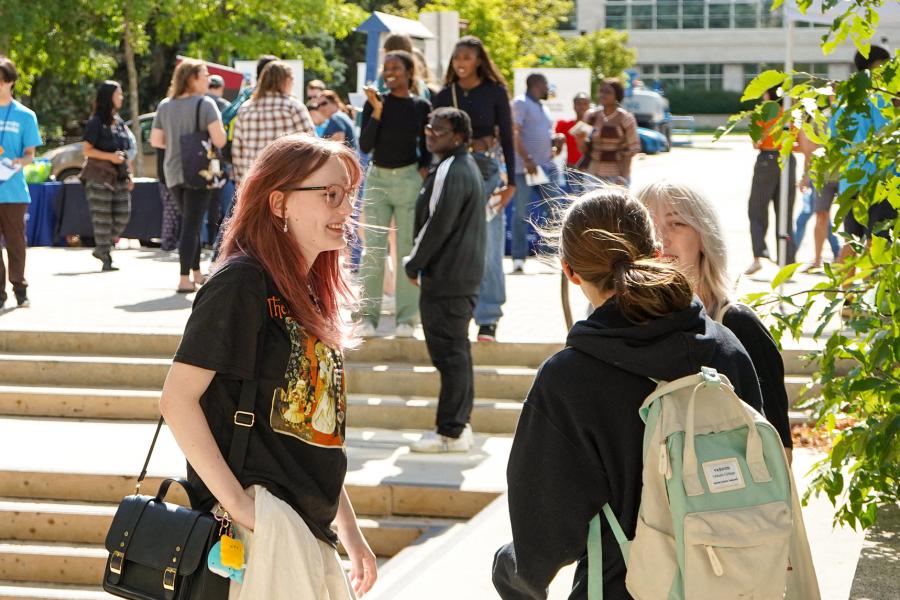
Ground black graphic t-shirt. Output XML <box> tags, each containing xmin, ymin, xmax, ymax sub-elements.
<box><xmin>174</xmin><ymin>255</ymin><xmax>347</xmax><ymax>545</ymax></box>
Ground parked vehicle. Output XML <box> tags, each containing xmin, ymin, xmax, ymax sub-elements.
<box><xmin>638</xmin><ymin>127</ymin><xmax>668</xmax><ymax>154</ymax></box>
<box><xmin>42</xmin><ymin>113</ymin><xmax>157</xmax><ymax>182</ymax></box>
<box><xmin>624</xmin><ymin>88</ymin><xmax>672</xmax><ymax>151</ymax></box>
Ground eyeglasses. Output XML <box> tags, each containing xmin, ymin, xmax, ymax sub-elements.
<box><xmin>282</xmin><ymin>184</ymin><xmax>358</xmax><ymax>208</ymax></box>
<box><xmin>425</xmin><ymin>124</ymin><xmax>452</xmax><ymax>136</ymax></box>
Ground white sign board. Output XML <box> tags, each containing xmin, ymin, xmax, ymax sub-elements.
<box><xmin>234</xmin><ymin>59</ymin><xmax>304</xmax><ymax>101</ymax></box>
<box><xmin>513</xmin><ymin>68</ymin><xmax>592</xmax><ymax>122</ymax></box>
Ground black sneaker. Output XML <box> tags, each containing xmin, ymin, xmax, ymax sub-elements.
<box><xmin>477</xmin><ymin>324</ymin><xmax>496</xmax><ymax>342</ymax></box>
<box><xmin>14</xmin><ymin>289</ymin><xmax>28</xmax><ymax>307</ymax></box>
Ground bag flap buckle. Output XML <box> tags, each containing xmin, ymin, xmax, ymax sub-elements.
<box><xmin>109</xmin><ymin>550</ymin><xmax>125</xmax><ymax>575</ymax></box>
<box><xmin>163</xmin><ymin>567</ymin><xmax>177</xmax><ymax>591</ymax></box>
<box><xmin>233</xmin><ymin>411</ymin><xmax>255</xmax><ymax>427</ymax></box>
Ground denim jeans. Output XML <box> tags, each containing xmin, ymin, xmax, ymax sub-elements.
<box><xmin>511</xmin><ymin>164</ymin><xmax>561</xmax><ymax>260</ymax></box>
<box><xmin>794</xmin><ymin>187</ymin><xmax>841</xmax><ymax>258</ymax></box>
<box><xmin>473</xmin><ymin>165</ymin><xmax>504</xmax><ymax>327</ymax></box>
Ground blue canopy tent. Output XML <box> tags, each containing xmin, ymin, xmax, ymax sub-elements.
<box><xmin>356</xmin><ymin>11</ymin><xmax>435</xmax><ymax>84</ymax></box>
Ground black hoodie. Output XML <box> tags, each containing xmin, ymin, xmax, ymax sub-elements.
<box><xmin>493</xmin><ymin>298</ymin><xmax>763</xmax><ymax>600</ymax></box>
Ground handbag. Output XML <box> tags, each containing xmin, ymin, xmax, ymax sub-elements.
<box><xmin>180</xmin><ymin>97</ymin><xmax>220</xmax><ymax>190</ymax></box>
<box><xmin>103</xmin><ymin>278</ymin><xmax>266</xmax><ymax>599</ymax></box>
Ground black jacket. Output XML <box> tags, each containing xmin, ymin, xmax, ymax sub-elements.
<box><xmin>493</xmin><ymin>298</ymin><xmax>763</xmax><ymax>600</ymax></box>
<box><xmin>404</xmin><ymin>146</ymin><xmax>485</xmax><ymax>297</ymax></box>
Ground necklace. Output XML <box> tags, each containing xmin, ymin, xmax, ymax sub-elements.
<box><xmin>306</xmin><ymin>282</ymin><xmax>322</xmax><ymax>314</ymax></box>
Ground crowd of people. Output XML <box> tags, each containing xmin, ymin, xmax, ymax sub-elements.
<box><xmin>0</xmin><ymin>36</ymin><xmax>893</xmax><ymax>599</ymax></box>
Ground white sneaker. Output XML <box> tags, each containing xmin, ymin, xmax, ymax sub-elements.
<box><xmin>394</xmin><ymin>323</ymin><xmax>416</xmax><ymax>338</ymax></box>
<box><xmin>381</xmin><ymin>295</ymin><xmax>396</xmax><ymax>315</ymax></box>
<box><xmin>462</xmin><ymin>424</ymin><xmax>474</xmax><ymax>446</ymax></box>
<box><xmin>410</xmin><ymin>430</ymin><xmax>471</xmax><ymax>453</ymax></box>
<box><xmin>744</xmin><ymin>259</ymin><xmax>763</xmax><ymax>275</ymax></box>
<box><xmin>358</xmin><ymin>322</ymin><xmax>377</xmax><ymax>337</ymax></box>
<box><xmin>512</xmin><ymin>259</ymin><xmax>525</xmax><ymax>274</ymax></box>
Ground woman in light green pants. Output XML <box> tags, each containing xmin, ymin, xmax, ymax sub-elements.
<box><xmin>357</xmin><ymin>51</ymin><xmax>433</xmax><ymax>336</ymax></box>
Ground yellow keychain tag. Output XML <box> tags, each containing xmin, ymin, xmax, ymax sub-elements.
<box><xmin>219</xmin><ymin>534</ymin><xmax>245</xmax><ymax>570</ymax></box>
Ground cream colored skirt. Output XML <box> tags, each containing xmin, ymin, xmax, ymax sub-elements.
<box><xmin>225</xmin><ymin>485</ymin><xmax>355</xmax><ymax>600</ymax></box>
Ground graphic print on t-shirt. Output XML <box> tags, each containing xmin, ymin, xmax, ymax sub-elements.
<box><xmin>268</xmin><ymin>298</ymin><xmax>346</xmax><ymax>448</ymax></box>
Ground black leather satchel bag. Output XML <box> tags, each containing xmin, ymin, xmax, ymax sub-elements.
<box><xmin>103</xmin><ymin>476</ymin><xmax>229</xmax><ymax>600</ymax></box>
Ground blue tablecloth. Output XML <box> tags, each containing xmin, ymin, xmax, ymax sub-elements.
<box><xmin>25</xmin><ymin>180</ymin><xmax>163</xmax><ymax>246</ymax></box>
<box><xmin>26</xmin><ymin>182</ymin><xmax>63</xmax><ymax>246</ymax></box>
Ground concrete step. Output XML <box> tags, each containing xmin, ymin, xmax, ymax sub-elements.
<box><xmin>0</xmin><ymin>580</ymin><xmax>114</xmax><ymax>599</ymax></box>
<box><xmin>0</xmin><ymin>541</ymin><xmax>105</xmax><ymax>586</ymax></box>
<box><xmin>0</xmin><ymin>329</ymin><xmax>559</xmax><ymax>369</ymax></box>
<box><xmin>0</xmin><ymin>386</ymin><xmax>523</xmax><ymax>433</ymax></box>
<box><xmin>0</xmin><ymin>328</ymin><xmax>839</xmax><ymax>375</ymax></box>
<box><xmin>0</xmin><ymin>354</ymin><xmax>819</xmax><ymax>406</ymax></box>
<box><xmin>0</xmin><ymin>498</ymin><xmax>458</xmax><ymax>558</ymax></box>
<box><xmin>0</xmin><ymin>355</ymin><xmax>536</xmax><ymax>401</ymax></box>
<box><xmin>0</xmin><ymin>418</ymin><xmax>508</xmax><ymax>520</ymax></box>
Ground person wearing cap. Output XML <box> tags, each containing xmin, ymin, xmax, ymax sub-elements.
<box><xmin>206</xmin><ymin>75</ymin><xmax>230</xmax><ymax>113</ymax></box>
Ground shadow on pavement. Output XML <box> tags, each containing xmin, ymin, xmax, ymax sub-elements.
<box><xmin>849</xmin><ymin>503</ymin><xmax>900</xmax><ymax>599</ymax></box>
<box><xmin>115</xmin><ymin>294</ymin><xmax>194</xmax><ymax>312</ymax></box>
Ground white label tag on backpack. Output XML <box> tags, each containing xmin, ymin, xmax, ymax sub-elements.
<box><xmin>702</xmin><ymin>458</ymin><xmax>746</xmax><ymax>493</ymax></box>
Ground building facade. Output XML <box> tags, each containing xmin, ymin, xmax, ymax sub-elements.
<box><xmin>572</xmin><ymin>1</ymin><xmax>898</xmax><ymax>92</ymax></box>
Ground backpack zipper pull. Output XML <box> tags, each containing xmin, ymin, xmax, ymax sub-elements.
<box><xmin>705</xmin><ymin>545</ymin><xmax>724</xmax><ymax>576</ymax></box>
<box><xmin>658</xmin><ymin>443</ymin><xmax>672</xmax><ymax>479</ymax></box>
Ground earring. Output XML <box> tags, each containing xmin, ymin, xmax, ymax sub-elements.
<box><xmin>283</xmin><ymin>217</ymin><xmax>289</xmax><ymax>233</ymax></box>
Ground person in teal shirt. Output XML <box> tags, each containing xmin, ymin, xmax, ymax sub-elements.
<box><xmin>831</xmin><ymin>46</ymin><xmax>896</xmax><ymax>259</ymax></box>
<box><xmin>0</xmin><ymin>57</ymin><xmax>42</xmax><ymax>308</ymax></box>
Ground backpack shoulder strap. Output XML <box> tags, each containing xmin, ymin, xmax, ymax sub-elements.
<box><xmin>714</xmin><ymin>300</ymin><xmax>733</xmax><ymax>323</ymax></box>
<box><xmin>785</xmin><ymin>465</ymin><xmax>822</xmax><ymax>599</ymax></box>
<box><xmin>588</xmin><ymin>503</ymin><xmax>631</xmax><ymax>600</ymax></box>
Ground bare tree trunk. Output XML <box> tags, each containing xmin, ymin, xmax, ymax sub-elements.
<box><xmin>123</xmin><ymin>16</ymin><xmax>142</xmax><ymax>176</ymax></box>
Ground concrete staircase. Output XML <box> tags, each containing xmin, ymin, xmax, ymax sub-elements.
<box><xmin>0</xmin><ymin>329</ymin><xmax>824</xmax><ymax>599</ymax></box>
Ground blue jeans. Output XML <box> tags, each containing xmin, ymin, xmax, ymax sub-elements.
<box><xmin>511</xmin><ymin>164</ymin><xmax>561</xmax><ymax>260</ymax></box>
<box><xmin>794</xmin><ymin>187</ymin><xmax>841</xmax><ymax>257</ymax></box>
<box><xmin>474</xmin><ymin>166</ymin><xmax>504</xmax><ymax>326</ymax></box>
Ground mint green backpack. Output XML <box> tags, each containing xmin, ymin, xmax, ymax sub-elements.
<box><xmin>587</xmin><ymin>367</ymin><xmax>820</xmax><ymax>599</ymax></box>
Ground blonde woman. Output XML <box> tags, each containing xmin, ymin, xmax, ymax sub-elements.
<box><xmin>231</xmin><ymin>61</ymin><xmax>315</xmax><ymax>184</ymax></box>
<box><xmin>638</xmin><ymin>180</ymin><xmax>793</xmax><ymax>460</ymax></box>
<box><xmin>151</xmin><ymin>59</ymin><xmax>227</xmax><ymax>293</ymax></box>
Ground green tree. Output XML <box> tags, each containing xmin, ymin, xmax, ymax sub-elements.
<box><xmin>548</xmin><ymin>29</ymin><xmax>636</xmax><ymax>99</ymax></box>
<box><xmin>718</xmin><ymin>0</ymin><xmax>899</xmax><ymax>528</ymax></box>
<box><xmin>419</xmin><ymin>0</ymin><xmax>573</xmax><ymax>85</ymax></box>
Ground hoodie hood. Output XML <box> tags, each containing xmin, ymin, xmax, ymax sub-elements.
<box><xmin>566</xmin><ymin>297</ymin><xmax>718</xmax><ymax>381</ymax></box>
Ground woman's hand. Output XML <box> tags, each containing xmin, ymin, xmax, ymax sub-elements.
<box><xmin>109</xmin><ymin>151</ymin><xmax>126</xmax><ymax>165</ymax></box>
<box><xmin>127</xmin><ymin>176</ymin><xmax>135</xmax><ymax>192</ymax></box>
<box><xmin>335</xmin><ymin>486</ymin><xmax>377</xmax><ymax>596</ymax></box>
<box><xmin>225</xmin><ymin>489</ymin><xmax>256</xmax><ymax>532</ymax></box>
<box><xmin>364</xmin><ymin>87</ymin><xmax>383</xmax><ymax>120</ymax></box>
<box><xmin>342</xmin><ymin>527</ymin><xmax>377</xmax><ymax>597</ymax></box>
<box><xmin>498</xmin><ymin>184</ymin><xmax>517</xmax><ymax>209</ymax></box>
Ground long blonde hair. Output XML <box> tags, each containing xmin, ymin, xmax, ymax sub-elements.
<box><xmin>637</xmin><ymin>181</ymin><xmax>733</xmax><ymax>316</ymax></box>
<box><xmin>167</xmin><ymin>59</ymin><xmax>205</xmax><ymax>98</ymax></box>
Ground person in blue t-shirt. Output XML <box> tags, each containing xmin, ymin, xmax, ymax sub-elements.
<box><xmin>316</xmin><ymin>91</ymin><xmax>358</xmax><ymax>151</ymax></box>
<box><xmin>832</xmin><ymin>46</ymin><xmax>896</xmax><ymax>261</ymax></box>
<box><xmin>0</xmin><ymin>57</ymin><xmax>42</xmax><ymax>309</ymax></box>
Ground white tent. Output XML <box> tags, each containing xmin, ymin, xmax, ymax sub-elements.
<box><xmin>774</xmin><ymin>1</ymin><xmax>900</xmax><ymax>269</ymax></box>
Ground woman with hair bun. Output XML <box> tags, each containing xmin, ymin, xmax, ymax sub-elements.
<box><xmin>493</xmin><ymin>187</ymin><xmax>763</xmax><ymax>599</ymax></box>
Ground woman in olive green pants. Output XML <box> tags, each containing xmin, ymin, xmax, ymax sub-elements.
<box><xmin>356</xmin><ymin>50</ymin><xmax>433</xmax><ymax>336</ymax></box>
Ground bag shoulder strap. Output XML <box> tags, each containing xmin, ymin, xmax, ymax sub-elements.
<box><xmin>714</xmin><ymin>300</ymin><xmax>733</xmax><ymax>323</ymax></box>
<box><xmin>588</xmin><ymin>503</ymin><xmax>631</xmax><ymax>600</ymax></box>
<box><xmin>451</xmin><ymin>83</ymin><xmax>458</xmax><ymax>109</ymax></box>
<box><xmin>195</xmin><ymin>96</ymin><xmax>204</xmax><ymax>133</ymax></box>
<box><xmin>135</xmin><ymin>260</ymin><xmax>269</xmax><ymax>499</ymax></box>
